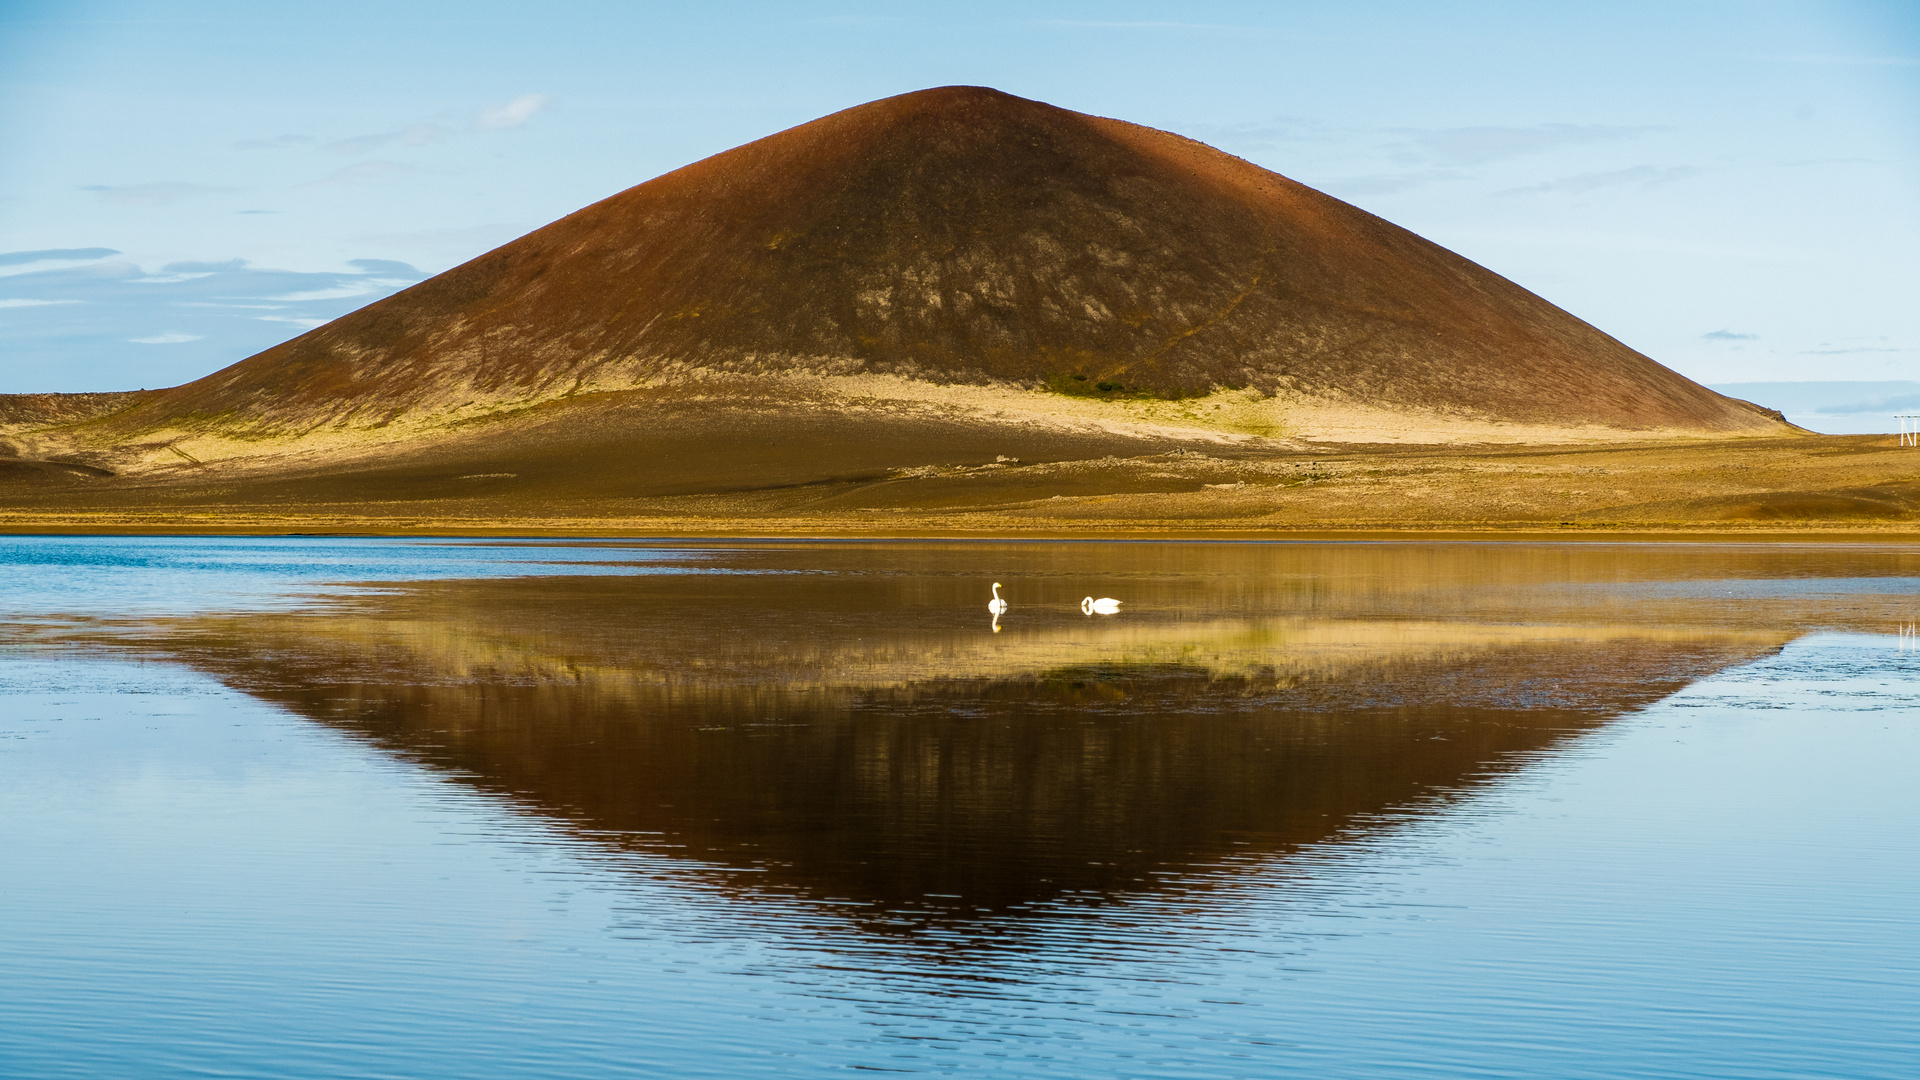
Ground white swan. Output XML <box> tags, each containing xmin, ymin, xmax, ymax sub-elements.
<box><xmin>987</xmin><ymin>582</ymin><xmax>1009</xmax><ymax>615</ymax></box>
<box><xmin>1082</xmin><ymin>596</ymin><xmax>1122</xmax><ymax>615</ymax></box>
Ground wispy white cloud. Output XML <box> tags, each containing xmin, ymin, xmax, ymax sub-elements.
<box><xmin>169</xmin><ymin>259</ymin><xmax>250</xmax><ymax>274</ymax></box>
<box><xmin>255</xmin><ymin>93</ymin><xmax>550</xmax><ymax>174</ymax></box>
<box><xmin>268</xmin><ymin>283</ymin><xmax>387</xmax><ymax>301</ymax></box>
<box><xmin>1750</xmin><ymin>54</ymin><xmax>1919</xmax><ymax>67</ymax></box>
<box><xmin>0</xmin><ymin>247</ymin><xmax>119</xmax><ymax>267</ymax></box>
<box><xmin>323</xmin><ymin>123</ymin><xmax>448</xmax><ymax>156</ymax></box>
<box><xmin>132</xmin><ymin>260</ymin><xmax>249</xmax><ymax>284</ymax></box>
<box><xmin>1497</xmin><ymin>165</ymin><xmax>1705</xmax><ymax>197</ymax></box>
<box><xmin>1325</xmin><ymin>169</ymin><xmax>1471</xmax><ymax>196</ymax></box>
<box><xmin>268</xmin><ymin>265</ymin><xmax>420</xmax><ymax>301</ymax></box>
<box><xmin>298</xmin><ymin>161</ymin><xmax>412</xmax><ymax>188</ymax></box>
<box><xmin>343</xmin><ymin>258</ymin><xmax>422</xmax><ymax>276</ymax></box>
<box><xmin>0</xmin><ymin>256</ymin><xmax>428</xmax><ymax>392</ymax></box>
<box><xmin>354</xmin><ymin>223</ymin><xmax>525</xmax><ymax>262</ymax></box>
<box><xmin>478</xmin><ymin>93</ymin><xmax>551</xmax><ymax>130</ymax></box>
<box><xmin>234</xmin><ymin>133</ymin><xmax>315</xmax><ymax>151</ymax></box>
<box><xmin>132</xmin><ymin>272</ymin><xmax>219</xmax><ymax>284</ymax></box>
<box><xmin>1036</xmin><ymin>20</ymin><xmax>1254</xmax><ymax>31</ymax></box>
<box><xmin>1703</xmin><ymin>330</ymin><xmax>1758</xmax><ymax>341</ymax></box>
<box><xmin>1178</xmin><ymin>116</ymin><xmax>1341</xmax><ymax>154</ymax></box>
<box><xmin>0</xmin><ymin>298</ymin><xmax>81</xmax><ymax>308</ymax></box>
<box><xmin>1393</xmin><ymin>124</ymin><xmax>1660</xmax><ymax>167</ymax></box>
<box><xmin>82</xmin><ymin>182</ymin><xmax>233</xmax><ymax>207</ymax></box>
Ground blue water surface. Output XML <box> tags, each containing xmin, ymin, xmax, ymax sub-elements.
<box><xmin>1</xmin><ymin>538</ymin><xmax>1915</xmax><ymax>1078</ymax></box>
<box><xmin>0</xmin><ymin>534</ymin><xmax>710</xmax><ymax>617</ymax></box>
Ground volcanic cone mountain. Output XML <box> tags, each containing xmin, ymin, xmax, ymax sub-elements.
<box><xmin>123</xmin><ymin>85</ymin><xmax>1772</xmax><ymax>433</ymax></box>
<box><xmin>1</xmin><ymin>86</ymin><xmax>1831</xmax><ymax>534</ymax></box>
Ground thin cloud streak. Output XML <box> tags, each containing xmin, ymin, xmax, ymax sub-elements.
<box><xmin>0</xmin><ymin>257</ymin><xmax>428</xmax><ymax>392</ymax></box>
<box><xmin>82</xmin><ymin>182</ymin><xmax>233</xmax><ymax>207</ymax></box>
<box><xmin>478</xmin><ymin>93</ymin><xmax>551</xmax><ymax>130</ymax></box>
<box><xmin>1178</xmin><ymin>116</ymin><xmax>1340</xmax><ymax>152</ymax></box>
<box><xmin>1750</xmin><ymin>54</ymin><xmax>1919</xmax><ymax>66</ymax></box>
<box><xmin>313</xmin><ymin>94</ymin><xmax>553</xmax><ymax>159</ymax></box>
<box><xmin>233</xmin><ymin>134</ymin><xmax>314</xmax><ymax>150</ymax></box>
<box><xmin>0</xmin><ymin>247</ymin><xmax>120</xmax><ymax>267</ymax></box>
<box><xmin>1393</xmin><ymin>124</ymin><xmax>1661</xmax><ymax>166</ymax></box>
<box><xmin>1324</xmin><ymin>169</ymin><xmax>1471</xmax><ymax>196</ymax></box>
<box><xmin>1497</xmin><ymin>165</ymin><xmax>1705</xmax><ymax>197</ymax></box>
<box><xmin>323</xmin><ymin>123</ymin><xmax>448</xmax><ymax>156</ymax></box>
<box><xmin>297</xmin><ymin>161</ymin><xmax>412</xmax><ymax>189</ymax></box>
<box><xmin>1036</xmin><ymin>20</ymin><xmax>1258</xmax><ymax>31</ymax></box>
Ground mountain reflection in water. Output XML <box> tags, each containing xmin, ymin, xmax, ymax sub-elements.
<box><xmin>136</xmin><ymin>545</ymin><xmax>1817</xmax><ymax>916</ymax></box>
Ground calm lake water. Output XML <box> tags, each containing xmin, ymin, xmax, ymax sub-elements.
<box><xmin>2</xmin><ymin>536</ymin><xmax>1916</xmax><ymax>1079</ymax></box>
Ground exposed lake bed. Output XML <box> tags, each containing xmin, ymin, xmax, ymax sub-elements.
<box><xmin>3</xmin><ymin>537</ymin><xmax>1916</xmax><ymax>1078</ymax></box>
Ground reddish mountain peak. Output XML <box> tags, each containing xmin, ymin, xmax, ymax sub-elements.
<box><xmin>144</xmin><ymin>87</ymin><xmax>1779</xmax><ymax>435</ymax></box>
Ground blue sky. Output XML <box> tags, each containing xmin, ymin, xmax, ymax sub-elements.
<box><xmin>1</xmin><ymin>0</ymin><xmax>1916</xmax><ymax>407</ymax></box>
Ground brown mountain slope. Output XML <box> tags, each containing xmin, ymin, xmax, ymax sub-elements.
<box><xmin>119</xmin><ymin>85</ymin><xmax>1775</xmax><ymax>434</ymax></box>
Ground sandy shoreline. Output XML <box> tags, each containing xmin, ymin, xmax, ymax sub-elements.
<box><xmin>3</xmin><ymin>519</ymin><xmax>1917</xmax><ymax>542</ymax></box>
<box><xmin>3</xmin><ymin>377</ymin><xmax>1912</xmax><ymax>538</ymax></box>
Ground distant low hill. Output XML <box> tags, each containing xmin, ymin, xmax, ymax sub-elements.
<box><xmin>1709</xmin><ymin>382</ymin><xmax>1920</xmax><ymax>435</ymax></box>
